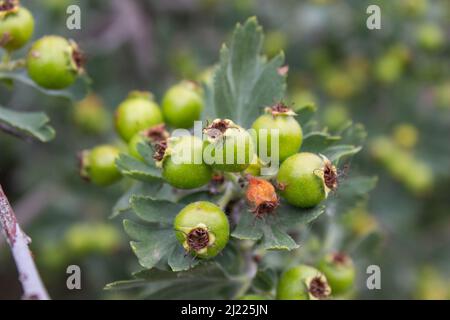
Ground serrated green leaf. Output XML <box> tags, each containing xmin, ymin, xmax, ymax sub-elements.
<box><xmin>301</xmin><ymin>131</ymin><xmax>341</xmax><ymax>153</ymax></box>
<box><xmin>106</xmin><ymin>263</ymin><xmax>244</xmax><ymax>299</ymax></box>
<box><xmin>168</xmin><ymin>244</ymin><xmax>200</xmax><ymax>271</ymax></box>
<box><xmin>231</xmin><ymin>210</ymin><xmax>264</xmax><ymax>241</ymax></box>
<box><xmin>110</xmin><ymin>182</ymin><xmax>164</xmax><ymax>218</ymax></box>
<box><xmin>0</xmin><ymin>70</ymin><xmax>89</xmax><ymax>101</ymax></box>
<box><xmin>0</xmin><ymin>105</ymin><xmax>55</xmax><ymax>142</ymax></box>
<box><xmin>261</xmin><ymin>224</ymin><xmax>298</xmax><ymax>250</ymax></box>
<box><xmin>131</xmin><ymin>196</ymin><xmax>182</xmax><ymax>225</ymax></box>
<box><xmin>231</xmin><ymin>203</ymin><xmax>324</xmax><ymax>251</ymax></box>
<box><xmin>206</xmin><ymin>17</ymin><xmax>286</xmax><ymax>127</ymax></box>
<box><xmin>124</xmin><ymin>220</ymin><xmax>176</xmax><ymax>269</ymax></box>
<box><xmin>115</xmin><ymin>153</ymin><xmax>163</xmax><ymax>182</ymax></box>
<box><xmin>136</xmin><ymin>142</ymin><xmax>158</xmax><ymax>167</ymax></box>
<box><xmin>322</xmin><ymin>145</ymin><xmax>362</xmax><ymax>163</ymax></box>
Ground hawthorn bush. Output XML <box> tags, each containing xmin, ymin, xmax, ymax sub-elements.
<box><xmin>1</xmin><ymin>0</ymin><xmax>449</xmax><ymax>300</ymax></box>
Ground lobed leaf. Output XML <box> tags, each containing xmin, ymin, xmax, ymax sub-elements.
<box><xmin>130</xmin><ymin>196</ymin><xmax>182</xmax><ymax>225</ymax></box>
<box><xmin>205</xmin><ymin>17</ymin><xmax>286</xmax><ymax>128</ymax></box>
<box><xmin>106</xmin><ymin>262</ymin><xmax>244</xmax><ymax>299</ymax></box>
<box><xmin>231</xmin><ymin>203</ymin><xmax>325</xmax><ymax>251</ymax></box>
<box><xmin>115</xmin><ymin>153</ymin><xmax>163</xmax><ymax>182</ymax></box>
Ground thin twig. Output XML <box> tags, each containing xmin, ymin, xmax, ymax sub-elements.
<box><xmin>0</xmin><ymin>184</ymin><xmax>50</xmax><ymax>300</ymax></box>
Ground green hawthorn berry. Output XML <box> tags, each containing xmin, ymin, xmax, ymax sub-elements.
<box><xmin>277</xmin><ymin>264</ymin><xmax>331</xmax><ymax>300</ymax></box>
<box><xmin>251</xmin><ymin>103</ymin><xmax>303</xmax><ymax>163</ymax></box>
<box><xmin>323</xmin><ymin>104</ymin><xmax>350</xmax><ymax>131</ymax></box>
<box><xmin>317</xmin><ymin>252</ymin><xmax>356</xmax><ymax>296</ymax></box>
<box><xmin>174</xmin><ymin>201</ymin><xmax>229</xmax><ymax>259</ymax></box>
<box><xmin>65</xmin><ymin>223</ymin><xmax>121</xmax><ymax>256</ymax></box>
<box><xmin>27</xmin><ymin>36</ymin><xmax>84</xmax><ymax>89</ymax></box>
<box><xmin>277</xmin><ymin>152</ymin><xmax>337</xmax><ymax>208</ymax></box>
<box><xmin>73</xmin><ymin>94</ymin><xmax>110</xmax><ymax>134</ymax></box>
<box><xmin>162</xmin><ymin>81</ymin><xmax>203</xmax><ymax>129</ymax></box>
<box><xmin>79</xmin><ymin>145</ymin><xmax>122</xmax><ymax>186</ymax></box>
<box><xmin>417</xmin><ymin>23</ymin><xmax>444</xmax><ymax>51</ymax></box>
<box><xmin>0</xmin><ymin>3</ymin><xmax>34</xmax><ymax>51</ymax></box>
<box><xmin>115</xmin><ymin>91</ymin><xmax>163</xmax><ymax>142</ymax></box>
<box><xmin>203</xmin><ymin>119</ymin><xmax>254</xmax><ymax>172</ymax></box>
<box><xmin>159</xmin><ymin>135</ymin><xmax>212</xmax><ymax>189</ymax></box>
<box><xmin>374</xmin><ymin>54</ymin><xmax>403</xmax><ymax>84</ymax></box>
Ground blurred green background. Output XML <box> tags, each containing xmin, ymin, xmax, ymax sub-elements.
<box><xmin>0</xmin><ymin>0</ymin><xmax>449</xmax><ymax>299</ymax></box>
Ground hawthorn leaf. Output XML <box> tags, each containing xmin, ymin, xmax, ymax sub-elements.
<box><xmin>231</xmin><ymin>203</ymin><xmax>325</xmax><ymax>250</ymax></box>
<box><xmin>110</xmin><ymin>181</ymin><xmax>164</xmax><ymax>218</ymax></box>
<box><xmin>115</xmin><ymin>153</ymin><xmax>163</xmax><ymax>182</ymax></box>
<box><xmin>106</xmin><ymin>263</ymin><xmax>244</xmax><ymax>299</ymax></box>
<box><xmin>0</xmin><ymin>70</ymin><xmax>89</xmax><ymax>101</ymax></box>
<box><xmin>322</xmin><ymin>145</ymin><xmax>362</xmax><ymax>164</ymax></box>
<box><xmin>205</xmin><ymin>17</ymin><xmax>286</xmax><ymax>127</ymax></box>
<box><xmin>124</xmin><ymin>220</ymin><xmax>175</xmax><ymax>269</ymax></box>
<box><xmin>130</xmin><ymin>196</ymin><xmax>181</xmax><ymax>225</ymax></box>
<box><xmin>301</xmin><ymin>131</ymin><xmax>341</xmax><ymax>153</ymax></box>
<box><xmin>0</xmin><ymin>105</ymin><xmax>55</xmax><ymax>142</ymax></box>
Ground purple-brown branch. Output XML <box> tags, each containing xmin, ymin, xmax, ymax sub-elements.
<box><xmin>0</xmin><ymin>184</ymin><xmax>50</xmax><ymax>300</ymax></box>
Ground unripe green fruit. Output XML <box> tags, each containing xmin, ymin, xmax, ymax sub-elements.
<box><xmin>115</xmin><ymin>91</ymin><xmax>163</xmax><ymax>142</ymax></box>
<box><xmin>317</xmin><ymin>253</ymin><xmax>356</xmax><ymax>295</ymax></box>
<box><xmin>174</xmin><ymin>201</ymin><xmax>229</xmax><ymax>259</ymax></box>
<box><xmin>65</xmin><ymin>223</ymin><xmax>121</xmax><ymax>256</ymax></box>
<box><xmin>251</xmin><ymin>104</ymin><xmax>303</xmax><ymax>163</ymax></box>
<box><xmin>162</xmin><ymin>81</ymin><xmax>203</xmax><ymax>129</ymax></box>
<box><xmin>27</xmin><ymin>36</ymin><xmax>83</xmax><ymax>89</ymax></box>
<box><xmin>277</xmin><ymin>264</ymin><xmax>331</xmax><ymax>300</ymax></box>
<box><xmin>73</xmin><ymin>94</ymin><xmax>110</xmax><ymax>134</ymax></box>
<box><xmin>417</xmin><ymin>23</ymin><xmax>444</xmax><ymax>51</ymax></box>
<box><xmin>204</xmin><ymin>119</ymin><xmax>254</xmax><ymax>172</ymax></box>
<box><xmin>79</xmin><ymin>145</ymin><xmax>122</xmax><ymax>186</ymax></box>
<box><xmin>0</xmin><ymin>6</ymin><xmax>34</xmax><ymax>51</ymax></box>
<box><xmin>277</xmin><ymin>152</ymin><xmax>336</xmax><ymax>208</ymax></box>
<box><xmin>161</xmin><ymin>135</ymin><xmax>212</xmax><ymax>189</ymax></box>
<box><xmin>128</xmin><ymin>131</ymin><xmax>147</xmax><ymax>161</ymax></box>
<box><xmin>323</xmin><ymin>104</ymin><xmax>349</xmax><ymax>131</ymax></box>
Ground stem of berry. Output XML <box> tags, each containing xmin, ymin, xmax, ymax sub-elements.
<box><xmin>0</xmin><ymin>53</ymin><xmax>26</xmax><ymax>71</ymax></box>
<box><xmin>0</xmin><ymin>184</ymin><xmax>50</xmax><ymax>300</ymax></box>
<box><xmin>217</xmin><ymin>182</ymin><xmax>234</xmax><ymax>211</ymax></box>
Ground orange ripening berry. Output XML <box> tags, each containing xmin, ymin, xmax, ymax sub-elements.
<box><xmin>245</xmin><ymin>176</ymin><xmax>279</xmax><ymax>218</ymax></box>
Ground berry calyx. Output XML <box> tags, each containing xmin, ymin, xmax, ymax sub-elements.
<box><xmin>128</xmin><ymin>124</ymin><xmax>169</xmax><ymax>161</ymax></box>
<box><xmin>160</xmin><ymin>135</ymin><xmax>212</xmax><ymax>189</ymax></box>
<box><xmin>79</xmin><ymin>145</ymin><xmax>122</xmax><ymax>186</ymax></box>
<box><xmin>245</xmin><ymin>176</ymin><xmax>279</xmax><ymax>218</ymax></box>
<box><xmin>114</xmin><ymin>91</ymin><xmax>163</xmax><ymax>142</ymax></box>
<box><xmin>27</xmin><ymin>36</ymin><xmax>84</xmax><ymax>89</ymax></box>
<box><xmin>277</xmin><ymin>152</ymin><xmax>337</xmax><ymax>208</ymax></box>
<box><xmin>317</xmin><ymin>252</ymin><xmax>356</xmax><ymax>295</ymax></box>
<box><xmin>276</xmin><ymin>264</ymin><xmax>331</xmax><ymax>300</ymax></box>
<box><xmin>162</xmin><ymin>81</ymin><xmax>204</xmax><ymax>129</ymax></box>
<box><xmin>174</xmin><ymin>201</ymin><xmax>229</xmax><ymax>259</ymax></box>
<box><xmin>0</xmin><ymin>1</ymin><xmax>34</xmax><ymax>51</ymax></box>
<box><xmin>203</xmin><ymin>119</ymin><xmax>254</xmax><ymax>172</ymax></box>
